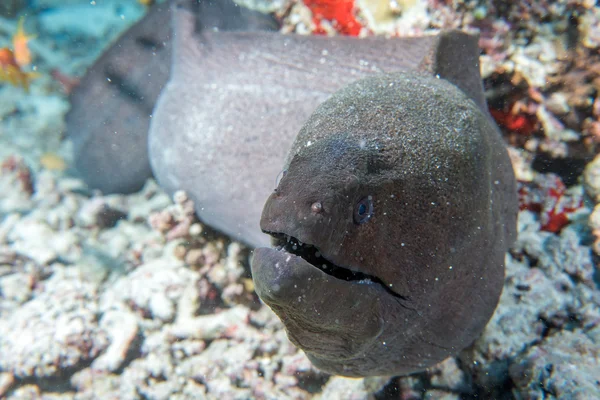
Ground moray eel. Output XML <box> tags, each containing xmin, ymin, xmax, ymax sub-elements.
<box><xmin>69</xmin><ymin>1</ymin><xmax>518</xmax><ymax>376</ymax></box>
<box><xmin>251</xmin><ymin>67</ymin><xmax>517</xmax><ymax>376</ymax></box>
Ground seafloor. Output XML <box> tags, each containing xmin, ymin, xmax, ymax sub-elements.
<box><xmin>0</xmin><ymin>0</ymin><xmax>599</xmax><ymax>399</ymax></box>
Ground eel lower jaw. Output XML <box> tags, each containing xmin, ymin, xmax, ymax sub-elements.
<box><xmin>250</xmin><ymin>243</ymin><xmax>390</xmax><ymax>366</ymax></box>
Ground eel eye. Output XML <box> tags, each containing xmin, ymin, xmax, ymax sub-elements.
<box><xmin>353</xmin><ymin>196</ymin><xmax>373</xmax><ymax>224</ymax></box>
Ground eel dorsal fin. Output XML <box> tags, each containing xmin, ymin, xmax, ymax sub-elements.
<box><xmin>419</xmin><ymin>30</ymin><xmax>488</xmax><ymax>114</ymax></box>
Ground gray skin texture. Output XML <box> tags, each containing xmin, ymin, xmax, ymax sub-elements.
<box><xmin>251</xmin><ymin>72</ymin><xmax>518</xmax><ymax>377</ymax></box>
<box><xmin>67</xmin><ymin>3</ymin><xmax>172</xmax><ymax>194</ymax></box>
<box><xmin>149</xmin><ymin>6</ymin><xmax>483</xmax><ymax>247</ymax></box>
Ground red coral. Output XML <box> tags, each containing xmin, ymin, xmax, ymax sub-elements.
<box><xmin>518</xmin><ymin>174</ymin><xmax>583</xmax><ymax>233</ymax></box>
<box><xmin>303</xmin><ymin>0</ymin><xmax>362</xmax><ymax>36</ymax></box>
<box><xmin>490</xmin><ymin>101</ymin><xmax>538</xmax><ymax>135</ymax></box>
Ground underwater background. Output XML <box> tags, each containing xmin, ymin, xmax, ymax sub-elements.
<box><xmin>0</xmin><ymin>0</ymin><xmax>599</xmax><ymax>398</ymax></box>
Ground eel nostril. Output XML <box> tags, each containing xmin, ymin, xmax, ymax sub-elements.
<box><xmin>311</xmin><ymin>202</ymin><xmax>323</xmax><ymax>213</ymax></box>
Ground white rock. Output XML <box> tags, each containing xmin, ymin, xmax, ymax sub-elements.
<box><xmin>93</xmin><ymin>310</ymin><xmax>139</xmax><ymax>372</ymax></box>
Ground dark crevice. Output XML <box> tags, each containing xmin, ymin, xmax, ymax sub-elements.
<box><xmin>135</xmin><ymin>36</ymin><xmax>165</xmax><ymax>52</ymax></box>
<box><xmin>373</xmin><ymin>369</ymin><xmax>481</xmax><ymax>399</ymax></box>
<box><xmin>590</xmin><ymin>252</ymin><xmax>600</xmax><ymax>290</ymax></box>
<box><xmin>531</xmin><ymin>154</ymin><xmax>587</xmax><ymax>187</ymax></box>
<box><xmin>4</xmin><ymin>354</ymin><xmax>99</xmax><ymax>396</ymax></box>
<box><xmin>538</xmin><ymin>317</ymin><xmax>552</xmax><ymax>339</ymax></box>
<box><xmin>295</xmin><ymin>371</ymin><xmax>329</xmax><ymax>394</ymax></box>
<box><xmin>113</xmin><ymin>331</ymin><xmax>143</xmax><ymax>374</ymax></box>
<box><xmin>374</xmin><ymin>377</ymin><xmax>401</xmax><ymax>399</ymax></box>
<box><xmin>136</xmin><ymin>386</ymin><xmax>151</xmax><ymax>400</ymax></box>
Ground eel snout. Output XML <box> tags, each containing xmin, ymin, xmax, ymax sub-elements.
<box><xmin>250</xmin><ymin>244</ymin><xmax>387</xmax><ymax>363</ymax></box>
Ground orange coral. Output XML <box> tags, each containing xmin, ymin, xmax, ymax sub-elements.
<box><xmin>13</xmin><ymin>17</ymin><xmax>35</xmax><ymax>67</ymax></box>
<box><xmin>0</xmin><ymin>17</ymin><xmax>37</xmax><ymax>91</ymax></box>
<box><xmin>0</xmin><ymin>48</ymin><xmax>37</xmax><ymax>91</ymax></box>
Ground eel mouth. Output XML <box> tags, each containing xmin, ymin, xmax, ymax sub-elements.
<box><xmin>266</xmin><ymin>231</ymin><xmax>408</xmax><ymax>300</ymax></box>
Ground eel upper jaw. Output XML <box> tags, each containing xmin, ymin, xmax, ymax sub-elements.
<box><xmin>263</xmin><ymin>231</ymin><xmax>371</xmax><ymax>282</ymax></box>
<box><xmin>262</xmin><ymin>231</ymin><xmax>407</xmax><ymax>297</ymax></box>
